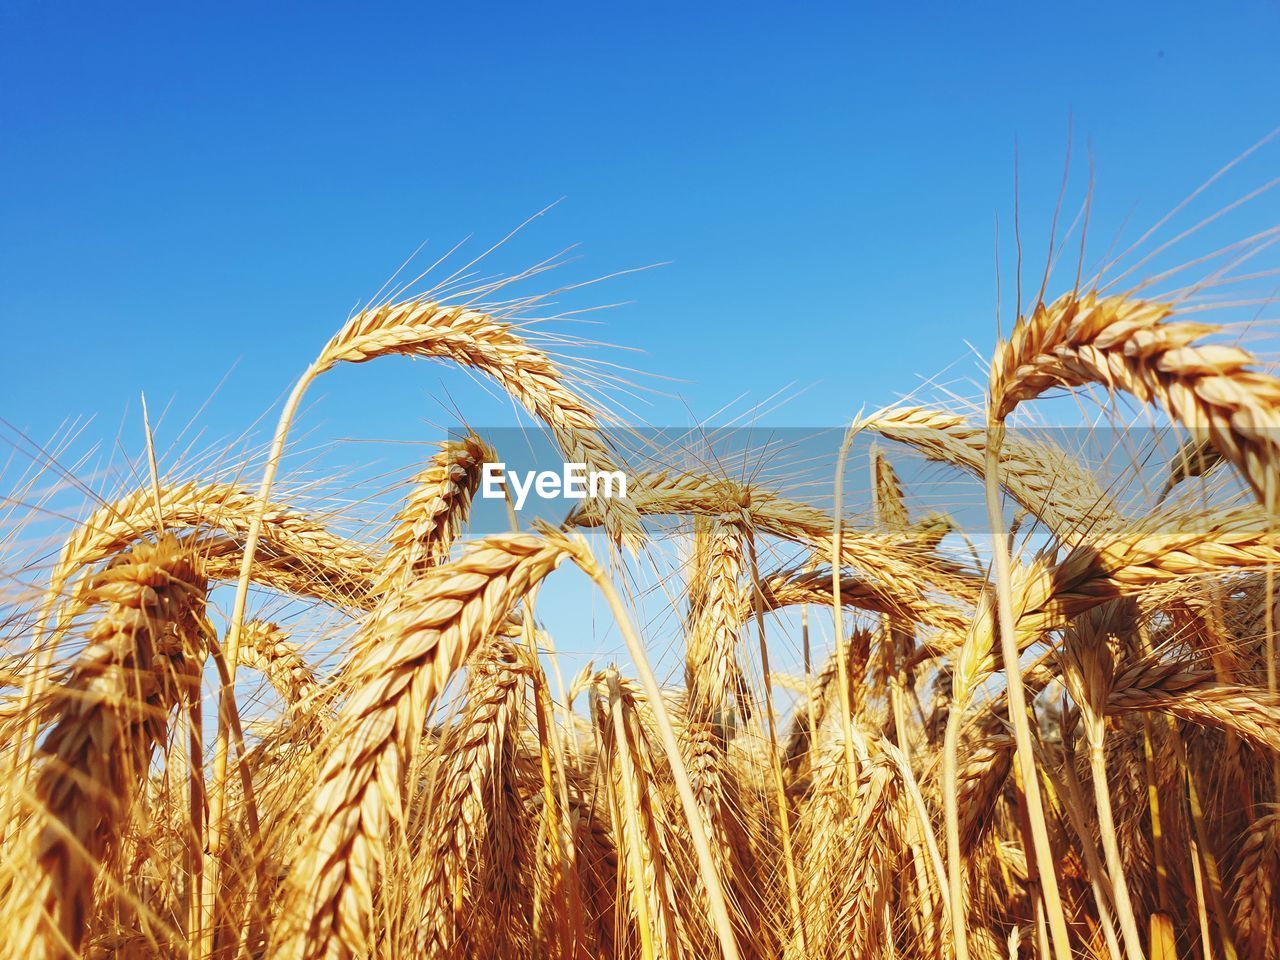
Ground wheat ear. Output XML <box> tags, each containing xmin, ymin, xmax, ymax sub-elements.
<box><xmin>275</xmin><ymin>532</ymin><xmax>580</xmax><ymax>960</ymax></box>
<box><xmin>593</xmin><ymin>669</ymin><xmax>694</xmax><ymax>960</ymax></box>
<box><xmin>990</xmin><ymin>290</ymin><xmax>1280</xmax><ymax>513</ymax></box>
<box><xmin>685</xmin><ymin>515</ymin><xmax>750</xmax><ymax>724</ymax></box>
<box><xmin>417</xmin><ymin>641</ymin><xmax>530</xmax><ymax>957</ymax></box>
<box><xmin>1107</xmin><ymin>658</ymin><xmax>1280</xmax><ymax>752</ymax></box>
<box><xmin>576</xmin><ymin>468</ymin><xmax>979</xmax><ymax>608</ymax></box>
<box><xmin>1230</xmin><ymin>804</ymin><xmax>1280</xmax><ymax>959</ymax></box>
<box><xmin>26</xmin><ymin>535</ymin><xmax>206</xmax><ymax>957</ymax></box>
<box><xmin>680</xmin><ymin>515</ymin><xmax>756</xmax><ymax>947</ymax></box>
<box><xmin>783</xmin><ymin>629</ymin><xmax>872</xmax><ymax>784</ymax></box>
<box><xmin>870</xmin><ymin>443</ymin><xmax>910</xmax><ymax>532</ymax></box>
<box><xmin>236</xmin><ymin>621</ymin><xmax>318</xmax><ymax>706</ymax></box>
<box><xmin>49</xmin><ymin>483</ymin><xmax>370</xmax><ymax>600</ymax></box>
<box><xmin>12</xmin><ymin>483</ymin><xmax>368</xmax><ymax>772</ymax></box>
<box><xmin>745</xmin><ymin>565</ymin><xmax>968</xmax><ymax>635</ymax></box>
<box><xmin>1159</xmin><ymin>434</ymin><xmax>1226</xmax><ymax>501</ymax></box>
<box><xmin>372</xmin><ymin>431</ymin><xmax>495</xmax><ymax>599</ymax></box>
<box><xmin>861</xmin><ymin>404</ymin><xmax>1123</xmax><ymax>541</ymax></box>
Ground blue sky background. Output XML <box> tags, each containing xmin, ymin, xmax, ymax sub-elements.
<box><xmin>4</xmin><ymin>1</ymin><xmax>1280</xmax><ymax>445</ymax></box>
<box><xmin>2</xmin><ymin>2</ymin><xmax>1279</xmax><ymax>682</ymax></box>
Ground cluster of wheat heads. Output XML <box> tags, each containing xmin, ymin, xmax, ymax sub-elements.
<box><xmin>4</xmin><ymin>223</ymin><xmax>1280</xmax><ymax>960</ymax></box>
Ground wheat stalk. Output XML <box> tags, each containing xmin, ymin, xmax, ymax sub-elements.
<box><xmin>1060</xmin><ymin>604</ymin><xmax>1145</xmax><ymax>960</ymax></box>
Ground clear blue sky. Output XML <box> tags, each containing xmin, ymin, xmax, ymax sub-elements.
<box><xmin>2</xmin><ymin>0</ymin><xmax>1279</xmax><ymax>475</ymax></box>
<box><xmin>3</xmin><ymin>1</ymin><xmax>1279</xmax><ymax>689</ymax></box>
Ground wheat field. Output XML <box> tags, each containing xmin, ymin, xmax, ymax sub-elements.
<box><xmin>3</xmin><ymin>168</ymin><xmax>1280</xmax><ymax>960</ymax></box>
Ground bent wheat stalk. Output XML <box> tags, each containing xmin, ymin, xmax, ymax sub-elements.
<box><xmin>990</xmin><ymin>290</ymin><xmax>1280</xmax><ymax>514</ymax></box>
<box><xmin>982</xmin><ymin>433</ymin><xmax>1070</xmax><ymax>960</ymax></box>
